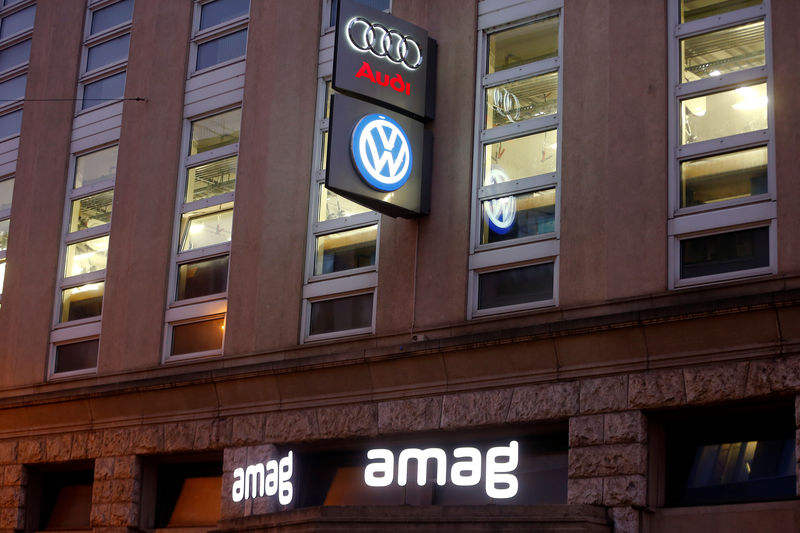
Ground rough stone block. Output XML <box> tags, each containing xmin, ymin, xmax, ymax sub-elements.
<box><xmin>629</xmin><ymin>369</ymin><xmax>686</xmax><ymax>408</ymax></box>
<box><xmin>92</xmin><ymin>480</ymin><xmax>113</xmax><ymax>504</ymax></box>
<box><xmin>102</xmin><ymin>429</ymin><xmax>133</xmax><ymax>456</ymax></box>
<box><xmin>0</xmin><ymin>486</ymin><xmax>23</xmax><ymax>508</ymax></box>
<box><xmin>194</xmin><ymin>419</ymin><xmax>218</xmax><ymax>450</ymax></box>
<box><xmin>317</xmin><ymin>404</ymin><xmax>377</xmax><ymax>439</ymax></box>
<box><xmin>87</xmin><ymin>431</ymin><xmax>104</xmax><ymax>458</ymax></box>
<box><xmin>609</xmin><ymin>506</ymin><xmax>640</xmax><ymax>533</ymax></box>
<box><xmin>580</xmin><ymin>376</ymin><xmax>628</xmax><ymax>414</ymax></box>
<box><xmin>16</xmin><ymin>439</ymin><xmax>43</xmax><ymax>463</ymax></box>
<box><xmin>746</xmin><ymin>355</ymin><xmax>800</xmax><ymax>396</ymax></box>
<box><xmin>684</xmin><ymin>362</ymin><xmax>748</xmax><ymax>404</ymax></box>
<box><xmin>44</xmin><ymin>434</ymin><xmax>72</xmax><ymax>462</ymax></box>
<box><xmin>111</xmin><ymin>478</ymin><xmax>140</xmax><ymax>503</ymax></box>
<box><xmin>112</xmin><ymin>455</ymin><xmax>140</xmax><ymax>480</ymax></box>
<box><xmin>70</xmin><ymin>432</ymin><xmax>89</xmax><ymax>460</ymax></box>
<box><xmin>231</xmin><ymin>415</ymin><xmax>264</xmax><ymax>446</ymax></box>
<box><xmin>109</xmin><ymin>502</ymin><xmax>137</xmax><ymax>527</ymax></box>
<box><xmin>215</xmin><ymin>417</ymin><xmax>235</xmax><ymax>448</ymax></box>
<box><xmin>94</xmin><ymin>457</ymin><xmax>115</xmax><ymax>481</ymax></box>
<box><xmin>568</xmin><ymin>444</ymin><xmax>647</xmax><ymax>478</ymax></box>
<box><xmin>164</xmin><ymin>421</ymin><xmax>198</xmax><ymax>451</ymax></box>
<box><xmin>0</xmin><ymin>442</ymin><xmax>16</xmax><ymax>465</ymax></box>
<box><xmin>567</xmin><ymin>477</ymin><xmax>603</xmax><ymax>505</ymax></box>
<box><xmin>569</xmin><ymin>415</ymin><xmax>604</xmax><ymax>447</ymax></box>
<box><xmin>2</xmin><ymin>465</ymin><xmax>23</xmax><ymax>487</ymax></box>
<box><xmin>263</xmin><ymin>410</ymin><xmax>319</xmax><ymax>443</ymax></box>
<box><xmin>507</xmin><ymin>382</ymin><xmax>580</xmax><ymax>422</ymax></box>
<box><xmin>604</xmin><ymin>411</ymin><xmax>646</xmax><ymax>444</ymax></box>
<box><xmin>90</xmin><ymin>503</ymin><xmax>110</xmax><ymax>527</ymax></box>
<box><xmin>604</xmin><ymin>475</ymin><xmax>646</xmax><ymax>506</ymax></box>
<box><xmin>0</xmin><ymin>507</ymin><xmax>23</xmax><ymax>529</ymax></box>
<box><xmin>131</xmin><ymin>426</ymin><xmax>163</xmax><ymax>454</ymax></box>
<box><xmin>246</xmin><ymin>444</ymin><xmax>279</xmax><ymax>466</ymax></box>
<box><xmin>378</xmin><ymin>397</ymin><xmax>442</xmax><ymax>434</ymax></box>
<box><xmin>441</xmin><ymin>389</ymin><xmax>513</xmax><ymax>429</ymax></box>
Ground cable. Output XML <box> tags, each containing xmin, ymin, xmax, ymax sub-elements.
<box><xmin>0</xmin><ymin>97</ymin><xmax>147</xmax><ymax>102</ymax></box>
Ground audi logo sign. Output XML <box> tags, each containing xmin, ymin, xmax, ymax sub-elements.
<box><xmin>333</xmin><ymin>0</ymin><xmax>436</xmax><ymax>121</ymax></box>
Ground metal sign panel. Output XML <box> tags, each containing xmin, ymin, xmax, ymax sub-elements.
<box><xmin>332</xmin><ymin>0</ymin><xmax>436</xmax><ymax>121</ymax></box>
<box><xmin>326</xmin><ymin>94</ymin><xmax>431</xmax><ymax>218</ymax></box>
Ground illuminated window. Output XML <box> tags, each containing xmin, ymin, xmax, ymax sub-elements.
<box><xmin>191</xmin><ymin>0</ymin><xmax>249</xmax><ymax>73</ymax></box>
<box><xmin>50</xmin><ymin>145</ymin><xmax>117</xmax><ymax>377</ymax></box>
<box><xmin>78</xmin><ymin>0</ymin><xmax>133</xmax><ymax>111</ymax></box>
<box><xmin>668</xmin><ymin>0</ymin><xmax>775</xmax><ymax>287</ymax></box>
<box><xmin>0</xmin><ymin>175</ymin><xmax>11</xmax><ymax>306</ymax></box>
<box><xmin>662</xmin><ymin>404</ymin><xmax>796</xmax><ymax>506</ymax></box>
<box><xmin>0</xmin><ymin>1</ymin><xmax>34</xmax><ymax>138</ymax></box>
<box><xmin>164</xmin><ymin>108</ymin><xmax>240</xmax><ymax>360</ymax></box>
<box><xmin>469</xmin><ymin>2</ymin><xmax>562</xmax><ymax>318</ymax></box>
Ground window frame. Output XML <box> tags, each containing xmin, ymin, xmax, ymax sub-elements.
<box><xmin>188</xmin><ymin>0</ymin><xmax>250</xmax><ymax>77</ymax></box>
<box><xmin>0</xmin><ymin>174</ymin><xmax>12</xmax><ymax>305</ymax></box>
<box><xmin>467</xmin><ymin>0</ymin><xmax>563</xmax><ymax>319</ymax></box>
<box><xmin>320</xmin><ymin>0</ymin><xmax>391</xmax><ymax>34</ymax></box>
<box><xmin>0</xmin><ymin>0</ymin><xmax>34</xmax><ymax>141</ymax></box>
<box><xmin>667</xmin><ymin>0</ymin><xmax>776</xmax><ymax>289</ymax></box>
<box><xmin>76</xmin><ymin>0</ymin><xmax>133</xmax><ymax>114</ymax></box>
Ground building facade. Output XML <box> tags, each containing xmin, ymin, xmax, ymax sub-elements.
<box><xmin>0</xmin><ymin>0</ymin><xmax>798</xmax><ymax>531</ymax></box>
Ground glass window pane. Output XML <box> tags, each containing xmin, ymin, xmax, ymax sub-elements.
<box><xmin>54</xmin><ymin>339</ymin><xmax>99</xmax><ymax>373</ymax></box>
<box><xmin>0</xmin><ymin>73</ymin><xmax>25</xmax><ymax>102</ymax></box>
<box><xmin>487</xmin><ymin>16</ymin><xmax>558</xmax><ymax>74</ymax></box>
<box><xmin>484</xmin><ymin>130</ymin><xmax>557</xmax><ymax>185</ymax></box>
<box><xmin>0</xmin><ymin>109</ymin><xmax>21</xmax><ymax>138</ymax></box>
<box><xmin>86</xmin><ymin>34</ymin><xmax>130</xmax><ymax>71</ymax></box>
<box><xmin>318</xmin><ymin>185</ymin><xmax>370</xmax><ymax>222</ymax></box>
<box><xmin>329</xmin><ymin>0</ymin><xmax>389</xmax><ymax>27</ymax></box>
<box><xmin>681</xmin><ymin>0</ymin><xmax>762</xmax><ymax>23</ymax></box>
<box><xmin>681</xmin><ymin>146</ymin><xmax>767</xmax><ymax>207</ymax></box>
<box><xmin>177</xmin><ymin>255</ymin><xmax>229</xmax><ymax>300</ymax></box>
<box><xmin>314</xmin><ymin>225</ymin><xmax>377</xmax><ymax>276</ymax></box>
<box><xmin>171</xmin><ymin>318</ymin><xmax>225</xmax><ymax>356</ymax></box>
<box><xmin>309</xmin><ymin>293</ymin><xmax>373</xmax><ymax>336</ymax></box>
<box><xmin>60</xmin><ymin>282</ymin><xmax>104</xmax><ymax>322</ymax></box>
<box><xmin>69</xmin><ymin>190</ymin><xmax>114</xmax><ymax>232</ymax></box>
<box><xmin>681</xmin><ymin>22</ymin><xmax>764</xmax><ymax>83</ymax></box>
<box><xmin>64</xmin><ymin>236</ymin><xmax>109</xmax><ymax>278</ymax></box>
<box><xmin>0</xmin><ymin>38</ymin><xmax>30</xmax><ymax>72</ymax></box>
<box><xmin>0</xmin><ymin>5</ymin><xmax>35</xmax><ymax>40</ymax></box>
<box><xmin>185</xmin><ymin>156</ymin><xmax>237</xmax><ymax>203</ymax></box>
<box><xmin>0</xmin><ymin>218</ymin><xmax>8</xmax><ymax>251</ymax></box>
<box><xmin>196</xmin><ymin>29</ymin><xmax>247</xmax><ymax>71</ymax></box>
<box><xmin>179</xmin><ymin>205</ymin><xmax>234</xmax><ymax>252</ymax></box>
<box><xmin>82</xmin><ymin>71</ymin><xmax>126</xmax><ymax>110</ymax></box>
<box><xmin>0</xmin><ymin>177</ymin><xmax>13</xmax><ymax>211</ymax></box>
<box><xmin>478</xmin><ymin>262</ymin><xmax>554</xmax><ymax>310</ymax></box>
<box><xmin>74</xmin><ymin>146</ymin><xmax>118</xmax><ymax>188</ymax></box>
<box><xmin>199</xmin><ymin>0</ymin><xmax>249</xmax><ymax>30</ymax></box>
<box><xmin>681</xmin><ymin>83</ymin><xmax>767</xmax><ymax>144</ymax></box>
<box><xmin>0</xmin><ymin>258</ymin><xmax>5</xmax><ymax>296</ymax></box>
<box><xmin>680</xmin><ymin>226</ymin><xmax>769</xmax><ymax>279</ymax></box>
<box><xmin>481</xmin><ymin>188</ymin><xmax>555</xmax><ymax>244</ymax></box>
<box><xmin>321</xmin><ymin>130</ymin><xmax>328</xmax><ymax>169</ymax></box>
<box><xmin>486</xmin><ymin>72</ymin><xmax>558</xmax><ymax>129</ymax></box>
<box><xmin>189</xmin><ymin>108</ymin><xmax>241</xmax><ymax>155</ymax></box>
<box><xmin>90</xmin><ymin>0</ymin><xmax>134</xmax><ymax>35</ymax></box>
<box><xmin>2</xmin><ymin>0</ymin><xmax>26</xmax><ymax>7</ymax></box>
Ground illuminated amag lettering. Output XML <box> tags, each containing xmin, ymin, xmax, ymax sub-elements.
<box><xmin>232</xmin><ymin>450</ymin><xmax>293</xmax><ymax>505</ymax></box>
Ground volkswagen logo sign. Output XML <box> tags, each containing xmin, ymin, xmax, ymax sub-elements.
<box><xmin>351</xmin><ymin>113</ymin><xmax>413</xmax><ymax>192</ymax></box>
<box><xmin>484</xmin><ymin>167</ymin><xmax>516</xmax><ymax>234</ymax></box>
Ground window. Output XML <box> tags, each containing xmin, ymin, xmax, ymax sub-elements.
<box><xmin>78</xmin><ymin>0</ymin><xmax>133</xmax><ymax>111</ymax></box>
<box><xmin>322</xmin><ymin>0</ymin><xmax>390</xmax><ymax>31</ymax></box>
<box><xmin>25</xmin><ymin>463</ymin><xmax>94</xmax><ymax>531</ymax></box>
<box><xmin>0</xmin><ymin>0</ymin><xmax>33</xmax><ymax>139</ymax></box>
<box><xmin>191</xmin><ymin>0</ymin><xmax>249</xmax><ymax>73</ymax></box>
<box><xmin>668</xmin><ymin>0</ymin><xmax>775</xmax><ymax>287</ymax></box>
<box><xmin>302</xmin><ymin>6</ymin><xmax>385</xmax><ymax>341</ymax></box>
<box><xmin>661</xmin><ymin>403</ymin><xmax>796</xmax><ymax>507</ymax></box>
<box><xmin>164</xmin><ymin>108</ymin><xmax>240</xmax><ymax>360</ymax></box>
<box><xmin>468</xmin><ymin>1</ymin><xmax>562</xmax><ymax>318</ymax></box>
<box><xmin>0</xmin><ymin>175</ymin><xmax>11</xmax><ymax>306</ymax></box>
<box><xmin>50</xmin><ymin>145</ymin><xmax>118</xmax><ymax>377</ymax></box>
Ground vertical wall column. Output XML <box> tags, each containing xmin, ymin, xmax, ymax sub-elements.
<box><xmin>568</xmin><ymin>378</ymin><xmax>647</xmax><ymax>533</ymax></box>
<box><xmin>90</xmin><ymin>455</ymin><xmax>141</xmax><ymax>530</ymax></box>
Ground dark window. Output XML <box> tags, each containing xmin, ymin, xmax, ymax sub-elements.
<box><xmin>54</xmin><ymin>339</ymin><xmax>99</xmax><ymax>373</ymax></box>
<box><xmin>171</xmin><ymin>318</ymin><xmax>225</xmax><ymax>356</ymax></box>
<box><xmin>330</xmin><ymin>0</ymin><xmax>390</xmax><ymax>27</ymax></box>
<box><xmin>680</xmin><ymin>226</ymin><xmax>769</xmax><ymax>279</ymax></box>
<box><xmin>26</xmin><ymin>464</ymin><xmax>93</xmax><ymax>531</ymax></box>
<box><xmin>478</xmin><ymin>262</ymin><xmax>554</xmax><ymax>310</ymax></box>
<box><xmin>176</xmin><ymin>255</ymin><xmax>229</xmax><ymax>300</ymax></box>
<box><xmin>309</xmin><ymin>293</ymin><xmax>372</xmax><ymax>335</ymax></box>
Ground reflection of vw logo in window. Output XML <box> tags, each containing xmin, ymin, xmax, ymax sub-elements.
<box><xmin>484</xmin><ymin>167</ymin><xmax>516</xmax><ymax>234</ymax></box>
<box><xmin>351</xmin><ymin>113</ymin><xmax>413</xmax><ymax>192</ymax></box>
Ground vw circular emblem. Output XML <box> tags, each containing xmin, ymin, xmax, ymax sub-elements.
<box><xmin>484</xmin><ymin>167</ymin><xmax>516</xmax><ymax>234</ymax></box>
<box><xmin>347</xmin><ymin>17</ymin><xmax>423</xmax><ymax>70</ymax></box>
<box><xmin>351</xmin><ymin>113</ymin><xmax>413</xmax><ymax>192</ymax></box>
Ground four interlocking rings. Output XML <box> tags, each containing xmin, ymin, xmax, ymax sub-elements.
<box><xmin>347</xmin><ymin>17</ymin><xmax>423</xmax><ymax>70</ymax></box>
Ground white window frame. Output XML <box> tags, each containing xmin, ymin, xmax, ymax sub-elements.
<box><xmin>467</xmin><ymin>0</ymin><xmax>563</xmax><ymax>319</ymax></box>
<box><xmin>77</xmin><ymin>0</ymin><xmax>133</xmax><ymax>115</ymax></box>
<box><xmin>667</xmin><ymin>0</ymin><xmax>776</xmax><ymax>289</ymax></box>
<box><xmin>0</xmin><ymin>174</ymin><xmax>12</xmax><ymax>305</ymax></box>
<box><xmin>321</xmin><ymin>0</ymin><xmax>391</xmax><ymax>34</ymax></box>
<box><xmin>0</xmin><ymin>0</ymin><xmax>35</xmax><ymax>142</ymax></box>
<box><xmin>189</xmin><ymin>0</ymin><xmax>249</xmax><ymax>77</ymax></box>
<box><xmin>162</xmin><ymin>105</ymin><xmax>240</xmax><ymax>362</ymax></box>
<box><xmin>49</xmin><ymin>143</ymin><xmax>118</xmax><ymax>378</ymax></box>
<box><xmin>300</xmin><ymin>4</ymin><xmax>391</xmax><ymax>343</ymax></box>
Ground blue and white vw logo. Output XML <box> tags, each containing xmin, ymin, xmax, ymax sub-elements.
<box><xmin>351</xmin><ymin>113</ymin><xmax>413</xmax><ymax>192</ymax></box>
<box><xmin>484</xmin><ymin>167</ymin><xmax>516</xmax><ymax>234</ymax></box>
